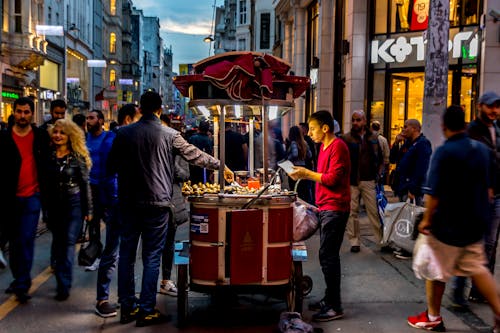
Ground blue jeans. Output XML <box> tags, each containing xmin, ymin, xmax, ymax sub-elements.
<box><xmin>51</xmin><ymin>194</ymin><xmax>83</xmax><ymax>295</ymax></box>
<box><xmin>118</xmin><ymin>206</ymin><xmax>170</xmax><ymax>313</ymax></box>
<box><xmin>96</xmin><ymin>201</ymin><xmax>120</xmax><ymax>301</ymax></box>
<box><xmin>9</xmin><ymin>194</ymin><xmax>41</xmax><ymax>293</ymax></box>
<box><xmin>453</xmin><ymin>198</ymin><xmax>500</xmax><ymax>299</ymax></box>
<box><xmin>318</xmin><ymin>210</ymin><xmax>349</xmax><ymax>312</ymax></box>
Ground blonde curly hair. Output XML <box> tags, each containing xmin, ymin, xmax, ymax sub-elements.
<box><xmin>49</xmin><ymin>118</ymin><xmax>92</xmax><ymax>170</ymax></box>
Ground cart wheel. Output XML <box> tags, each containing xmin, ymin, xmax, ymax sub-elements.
<box><xmin>286</xmin><ymin>261</ymin><xmax>304</xmax><ymax>313</ymax></box>
<box><xmin>177</xmin><ymin>264</ymin><xmax>188</xmax><ymax>327</ymax></box>
<box><xmin>301</xmin><ymin>275</ymin><xmax>313</xmax><ymax>296</ymax></box>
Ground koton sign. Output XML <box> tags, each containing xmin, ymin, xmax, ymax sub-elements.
<box><xmin>371</xmin><ymin>31</ymin><xmax>478</xmax><ymax>64</ymax></box>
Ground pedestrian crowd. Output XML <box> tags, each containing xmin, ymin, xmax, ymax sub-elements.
<box><xmin>0</xmin><ymin>92</ymin><xmax>234</xmax><ymax>327</ymax></box>
<box><xmin>288</xmin><ymin>91</ymin><xmax>500</xmax><ymax>332</ymax></box>
<box><xmin>0</xmin><ymin>90</ymin><xmax>500</xmax><ymax>332</ymax></box>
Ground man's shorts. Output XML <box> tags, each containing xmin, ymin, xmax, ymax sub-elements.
<box><xmin>427</xmin><ymin>234</ymin><xmax>488</xmax><ymax>282</ymax></box>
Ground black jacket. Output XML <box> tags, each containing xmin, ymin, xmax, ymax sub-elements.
<box><xmin>0</xmin><ymin>126</ymin><xmax>50</xmax><ymax>219</ymax></box>
<box><xmin>45</xmin><ymin>151</ymin><xmax>93</xmax><ymax>220</ymax></box>
<box><xmin>390</xmin><ymin>134</ymin><xmax>432</xmax><ymax>196</ymax></box>
<box><xmin>467</xmin><ymin>119</ymin><xmax>500</xmax><ymax>195</ymax></box>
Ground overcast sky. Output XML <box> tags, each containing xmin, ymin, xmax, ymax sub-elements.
<box><xmin>132</xmin><ymin>0</ymin><xmax>224</xmax><ymax>73</ymax></box>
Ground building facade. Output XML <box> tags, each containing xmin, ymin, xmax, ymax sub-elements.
<box><xmin>65</xmin><ymin>0</ymin><xmax>94</xmax><ymax>115</ymax></box>
<box><xmin>273</xmin><ymin>0</ymin><xmax>500</xmax><ymax>144</ymax></box>
<box><xmin>0</xmin><ymin>0</ymin><xmax>172</xmax><ymax>125</ymax></box>
<box><xmin>1</xmin><ymin>0</ymin><xmax>46</xmax><ymax>123</ymax></box>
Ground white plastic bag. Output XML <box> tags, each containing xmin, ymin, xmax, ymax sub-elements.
<box><xmin>381</xmin><ymin>200</ymin><xmax>425</xmax><ymax>252</ymax></box>
<box><xmin>412</xmin><ymin>234</ymin><xmax>444</xmax><ymax>281</ymax></box>
<box><xmin>292</xmin><ymin>198</ymin><xmax>319</xmax><ymax>241</ymax></box>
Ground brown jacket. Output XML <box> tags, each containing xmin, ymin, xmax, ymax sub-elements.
<box><xmin>342</xmin><ymin>129</ymin><xmax>383</xmax><ymax>186</ymax></box>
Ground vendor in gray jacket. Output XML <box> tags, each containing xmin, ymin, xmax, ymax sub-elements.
<box><xmin>107</xmin><ymin>91</ymin><xmax>233</xmax><ymax>327</ymax></box>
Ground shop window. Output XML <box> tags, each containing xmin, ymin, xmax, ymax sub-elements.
<box><xmin>110</xmin><ymin>0</ymin><xmax>116</xmax><ymax>16</ymax></box>
<box><xmin>384</xmin><ymin>0</ymin><xmax>478</xmax><ymax>34</ymax></box>
<box><xmin>460</xmin><ymin>66</ymin><xmax>476</xmax><ymax>121</ymax></box>
<box><xmin>110</xmin><ymin>32</ymin><xmax>116</xmax><ymax>54</ymax></box>
<box><xmin>370</xmin><ymin>71</ymin><xmax>386</xmax><ymax>130</ymax></box>
<box><xmin>391</xmin><ymin>0</ymin><xmax>429</xmax><ymax>32</ymax></box>
<box><xmin>388</xmin><ymin>71</ymin><xmax>454</xmax><ymax>144</ymax></box>
<box><xmin>374</xmin><ymin>0</ymin><xmax>388</xmax><ymax>34</ymax></box>
<box><xmin>109</xmin><ymin>69</ymin><xmax>116</xmax><ymax>87</ymax></box>
<box><xmin>450</xmin><ymin>0</ymin><xmax>479</xmax><ymax>26</ymax></box>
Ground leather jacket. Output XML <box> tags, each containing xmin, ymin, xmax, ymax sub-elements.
<box><xmin>46</xmin><ymin>151</ymin><xmax>93</xmax><ymax>218</ymax></box>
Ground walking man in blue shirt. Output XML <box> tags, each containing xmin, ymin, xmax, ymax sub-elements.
<box><xmin>86</xmin><ymin>110</ymin><xmax>116</xmax><ymax>271</ymax></box>
<box><xmin>407</xmin><ymin>105</ymin><xmax>500</xmax><ymax>332</ymax></box>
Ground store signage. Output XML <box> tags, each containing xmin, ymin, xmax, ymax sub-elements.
<box><xmin>371</xmin><ymin>31</ymin><xmax>478</xmax><ymax>64</ymax></box>
<box><xmin>35</xmin><ymin>25</ymin><xmax>64</xmax><ymax>36</ymax></box>
<box><xmin>87</xmin><ymin>60</ymin><xmax>107</xmax><ymax>68</ymax></box>
<box><xmin>2</xmin><ymin>91</ymin><xmax>20</xmax><ymax>99</ymax></box>
<box><xmin>119</xmin><ymin>79</ymin><xmax>133</xmax><ymax>85</ymax></box>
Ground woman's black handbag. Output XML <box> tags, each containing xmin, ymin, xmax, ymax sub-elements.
<box><xmin>78</xmin><ymin>240</ymin><xmax>102</xmax><ymax>266</ymax></box>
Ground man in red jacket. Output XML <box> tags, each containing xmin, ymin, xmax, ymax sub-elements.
<box><xmin>290</xmin><ymin>110</ymin><xmax>351</xmax><ymax>322</ymax></box>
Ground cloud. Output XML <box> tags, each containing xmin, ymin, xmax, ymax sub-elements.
<box><xmin>133</xmin><ymin>0</ymin><xmax>222</xmax><ymax>71</ymax></box>
<box><xmin>160</xmin><ymin>18</ymin><xmax>211</xmax><ymax>35</ymax></box>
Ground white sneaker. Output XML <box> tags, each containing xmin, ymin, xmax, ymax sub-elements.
<box><xmin>0</xmin><ymin>250</ymin><xmax>6</xmax><ymax>269</ymax></box>
<box><xmin>85</xmin><ymin>258</ymin><xmax>101</xmax><ymax>272</ymax></box>
<box><xmin>159</xmin><ymin>279</ymin><xmax>178</xmax><ymax>297</ymax></box>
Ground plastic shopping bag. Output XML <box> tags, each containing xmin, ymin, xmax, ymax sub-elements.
<box><xmin>292</xmin><ymin>198</ymin><xmax>319</xmax><ymax>241</ymax></box>
<box><xmin>381</xmin><ymin>200</ymin><xmax>425</xmax><ymax>252</ymax></box>
<box><xmin>412</xmin><ymin>234</ymin><xmax>444</xmax><ymax>281</ymax></box>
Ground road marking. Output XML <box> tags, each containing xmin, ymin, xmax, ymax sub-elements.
<box><xmin>0</xmin><ymin>267</ymin><xmax>53</xmax><ymax>321</ymax></box>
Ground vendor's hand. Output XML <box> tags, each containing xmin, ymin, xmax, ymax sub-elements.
<box><xmin>223</xmin><ymin>165</ymin><xmax>234</xmax><ymax>183</ymax></box>
<box><xmin>289</xmin><ymin>166</ymin><xmax>306</xmax><ymax>181</ymax></box>
<box><xmin>418</xmin><ymin>216</ymin><xmax>431</xmax><ymax>235</ymax></box>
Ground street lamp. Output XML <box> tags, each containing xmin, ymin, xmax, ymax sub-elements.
<box><xmin>203</xmin><ymin>0</ymin><xmax>217</xmax><ymax>56</ymax></box>
<box><xmin>203</xmin><ymin>36</ymin><xmax>214</xmax><ymax>43</ymax></box>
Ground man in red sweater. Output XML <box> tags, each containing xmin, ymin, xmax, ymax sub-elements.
<box><xmin>0</xmin><ymin>97</ymin><xmax>50</xmax><ymax>303</ymax></box>
<box><xmin>290</xmin><ymin>110</ymin><xmax>351</xmax><ymax>322</ymax></box>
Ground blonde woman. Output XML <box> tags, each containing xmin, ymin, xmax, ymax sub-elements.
<box><xmin>46</xmin><ymin>119</ymin><xmax>93</xmax><ymax>301</ymax></box>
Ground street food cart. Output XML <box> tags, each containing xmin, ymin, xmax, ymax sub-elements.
<box><xmin>173</xmin><ymin>52</ymin><xmax>311</xmax><ymax>326</ymax></box>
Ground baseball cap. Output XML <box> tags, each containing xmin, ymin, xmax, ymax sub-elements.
<box><xmin>478</xmin><ymin>91</ymin><xmax>500</xmax><ymax>106</ymax></box>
